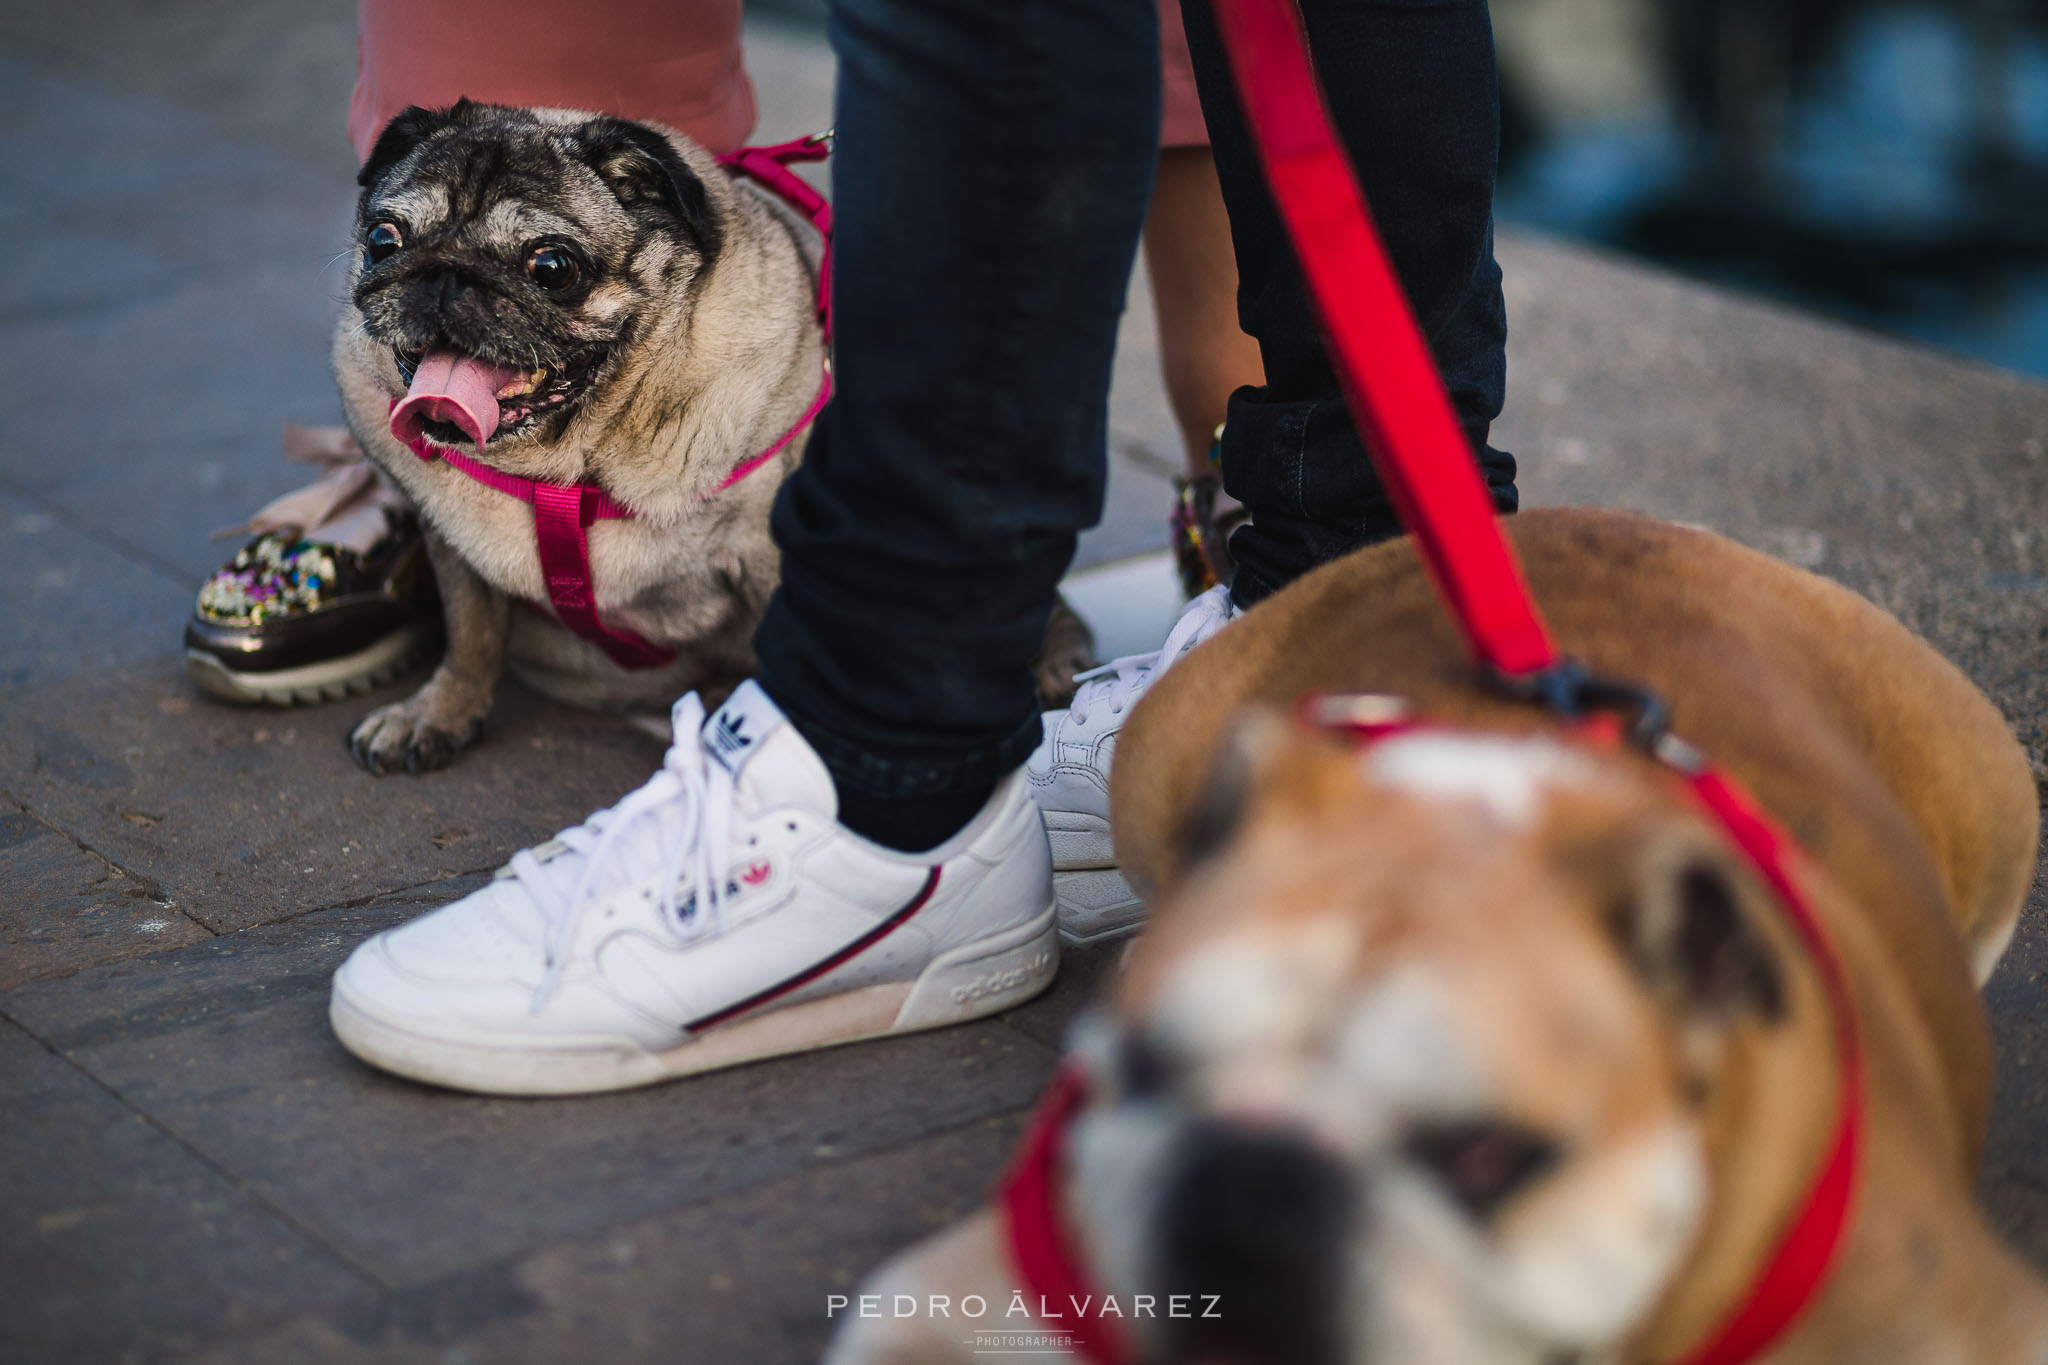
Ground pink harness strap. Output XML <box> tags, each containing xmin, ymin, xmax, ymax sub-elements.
<box><xmin>533</xmin><ymin>480</ymin><xmax>674</xmax><ymax>669</ymax></box>
<box><xmin>396</xmin><ymin>133</ymin><xmax>835</xmax><ymax>671</ymax></box>
<box><xmin>710</xmin><ymin>134</ymin><xmax>835</xmax><ymax>493</ymax></box>
<box><xmin>719</xmin><ymin>135</ymin><xmax>834</xmax><ymax>339</ymax></box>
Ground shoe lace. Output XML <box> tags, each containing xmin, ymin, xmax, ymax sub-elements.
<box><xmin>511</xmin><ymin>694</ymin><xmax>736</xmax><ymax>1006</ymax></box>
<box><xmin>1067</xmin><ymin>586</ymin><xmax>1233</xmax><ymax>726</ymax></box>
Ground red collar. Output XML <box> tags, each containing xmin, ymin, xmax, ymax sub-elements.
<box><xmin>998</xmin><ymin>1067</ymin><xmax>1133</xmax><ymax>1365</ymax></box>
<box><xmin>395</xmin><ymin>133</ymin><xmax>835</xmax><ymax>671</ymax></box>
<box><xmin>994</xmin><ymin>2</ymin><xmax>1862</xmax><ymax>1360</ymax></box>
<box><xmin>1660</xmin><ymin>757</ymin><xmax>1863</xmax><ymax>1365</ymax></box>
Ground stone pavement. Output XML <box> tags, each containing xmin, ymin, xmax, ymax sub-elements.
<box><xmin>2</xmin><ymin>5</ymin><xmax>2045</xmax><ymax>1363</ymax></box>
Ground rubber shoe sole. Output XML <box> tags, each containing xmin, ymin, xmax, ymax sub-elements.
<box><xmin>1044</xmin><ymin>812</ymin><xmax>1144</xmax><ymax>945</ymax></box>
<box><xmin>185</xmin><ymin>623</ymin><xmax>436</xmax><ymax>708</ymax></box>
<box><xmin>329</xmin><ymin>902</ymin><xmax>1060</xmax><ymax>1096</ymax></box>
<box><xmin>1043</xmin><ymin>810</ymin><xmax>1114</xmax><ymax>869</ymax></box>
<box><xmin>1053</xmin><ymin>867</ymin><xmax>1143</xmax><ymax>946</ymax></box>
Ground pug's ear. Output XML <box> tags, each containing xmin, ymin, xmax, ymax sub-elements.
<box><xmin>357</xmin><ymin>99</ymin><xmax>485</xmax><ymax>189</ymax></box>
<box><xmin>1611</xmin><ymin>839</ymin><xmax>1785</xmax><ymax>1023</ymax></box>
<box><xmin>577</xmin><ymin>118</ymin><xmax>723</xmax><ymax>259</ymax></box>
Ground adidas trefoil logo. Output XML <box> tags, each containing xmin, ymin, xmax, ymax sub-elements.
<box><xmin>709</xmin><ymin>710</ymin><xmax>752</xmax><ymax>764</ymax></box>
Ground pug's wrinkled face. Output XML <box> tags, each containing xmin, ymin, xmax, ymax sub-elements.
<box><xmin>1068</xmin><ymin>722</ymin><xmax>1792</xmax><ymax>1365</ymax></box>
<box><xmin>346</xmin><ymin>100</ymin><xmax>721</xmax><ymax>451</ymax></box>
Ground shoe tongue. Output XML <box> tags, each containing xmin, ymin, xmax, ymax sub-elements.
<box><xmin>696</xmin><ymin>681</ymin><xmax>837</xmax><ymax>816</ymax></box>
<box><xmin>390</xmin><ymin>350</ymin><xmax>524</xmax><ymax>447</ymax></box>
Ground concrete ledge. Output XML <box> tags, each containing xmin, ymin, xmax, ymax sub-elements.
<box><xmin>1496</xmin><ymin>229</ymin><xmax>2048</xmax><ymax>779</ymax></box>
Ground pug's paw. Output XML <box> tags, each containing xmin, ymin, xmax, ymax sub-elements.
<box><xmin>348</xmin><ymin>695</ymin><xmax>483</xmax><ymax>775</ymax></box>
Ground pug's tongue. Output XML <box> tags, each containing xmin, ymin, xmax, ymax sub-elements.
<box><xmin>390</xmin><ymin>351</ymin><xmax>526</xmax><ymax>447</ymax></box>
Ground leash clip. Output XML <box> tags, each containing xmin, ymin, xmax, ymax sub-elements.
<box><xmin>1487</xmin><ymin>657</ymin><xmax>1671</xmax><ymax>749</ymax></box>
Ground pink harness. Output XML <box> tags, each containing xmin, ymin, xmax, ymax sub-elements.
<box><xmin>397</xmin><ymin>133</ymin><xmax>834</xmax><ymax>670</ymax></box>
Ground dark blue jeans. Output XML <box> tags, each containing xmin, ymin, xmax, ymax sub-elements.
<box><xmin>754</xmin><ymin>0</ymin><xmax>1511</xmax><ymax>803</ymax></box>
<box><xmin>1179</xmin><ymin>0</ymin><xmax>1515</xmax><ymax>607</ymax></box>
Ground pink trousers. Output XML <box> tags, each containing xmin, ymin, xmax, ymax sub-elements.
<box><xmin>348</xmin><ymin>0</ymin><xmax>1209</xmax><ymax>163</ymax></box>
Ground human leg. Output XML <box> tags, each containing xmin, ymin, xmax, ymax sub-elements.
<box><xmin>1146</xmin><ymin>0</ymin><xmax>1264</xmax><ymax>597</ymax></box>
<box><xmin>1030</xmin><ymin>0</ymin><xmax>1517</xmax><ymax>941</ymax></box>
<box><xmin>1147</xmin><ymin>147</ymin><xmax>1265</xmax><ymax>474</ymax></box>
<box><xmin>349</xmin><ymin>0</ymin><xmax>756</xmax><ymax>159</ymax></box>
<box><xmin>1179</xmin><ymin>0</ymin><xmax>1515</xmax><ymax>607</ymax></box>
<box><xmin>753</xmin><ymin>0</ymin><xmax>1162</xmax><ymax>848</ymax></box>
<box><xmin>1146</xmin><ymin>145</ymin><xmax>1264</xmax><ymax>597</ymax></box>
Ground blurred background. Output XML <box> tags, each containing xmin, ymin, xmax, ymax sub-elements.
<box><xmin>1493</xmin><ymin>0</ymin><xmax>2048</xmax><ymax>378</ymax></box>
<box><xmin>9</xmin><ymin>0</ymin><xmax>2042</xmax><ymax>381</ymax></box>
<box><xmin>752</xmin><ymin>0</ymin><xmax>2048</xmax><ymax>379</ymax></box>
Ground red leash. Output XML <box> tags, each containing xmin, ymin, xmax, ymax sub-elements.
<box><xmin>997</xmin><ymin>3</ymin><xmax>1863</xmax><ymax>1362</ymax></box>
<box><xmin>397</xmin><ymin>133</ymin><xmax>835</xmax><ymax>671</ymax></box>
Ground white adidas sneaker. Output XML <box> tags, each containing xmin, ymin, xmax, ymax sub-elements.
<box><xmin>1026</xmin><ymin>584</ymin><xmax>1236</xmax><ymax>944</ymax></box>
<box><xmin>329</xmin><ymin>681</ymin><xmax>1059</xmax><ymax>1095</ymax></box>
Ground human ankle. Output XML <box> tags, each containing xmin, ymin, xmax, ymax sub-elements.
<box><xmin>832</xmin><ymin>783</ymin><xmax>995</xmax><ymax>854</ymax></box>
<box><xmin>751</xmin><ymin>683</ymin><xmax>1011</xmax><ymax>852</ymax></box>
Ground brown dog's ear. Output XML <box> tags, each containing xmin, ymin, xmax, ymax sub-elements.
<box><xmin>576</xmin><ymin>117</ymin><xmax>723</xmax><ymax>260</ymax></box>
<box><xmin>357</xmin><ymin>99</ymin><xmax>485</xmax><ymax>189</ymax></box>
<box><xmin>1611</xmin><ymin>839</ymin><xmax>1785</xmax><ymax>1023</ymax></box>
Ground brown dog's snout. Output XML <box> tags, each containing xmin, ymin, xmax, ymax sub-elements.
<box><xmin>1151</xmin><ymin>1120</ymin><xmax>1355</xmax><ymax>1365</ymax></box>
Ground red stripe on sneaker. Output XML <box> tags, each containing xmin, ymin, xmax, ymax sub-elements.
<box><xmin>684</xmin><ymin>867</ymin><xmax>943</xmax><ymax>1033</ymax></box>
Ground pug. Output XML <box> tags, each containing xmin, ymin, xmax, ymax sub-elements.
<box><xmin>831</xmin><ymin>509</ymin><xmax>2048</xmax><ymax>1365</ymax></box>
<box><xmin>327</xmin><ymin>100</ymin><xmax>826</xmax><ymax>773</ymax></box>
<box><xmin>334</xmin><ymin>102</ymin><xmax>1099</xmax><ymax>772</ymax></box>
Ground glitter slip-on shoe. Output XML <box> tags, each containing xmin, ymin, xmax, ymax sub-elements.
<box><xmin>183</xmin><ymin>515</ymin><xmax>442</xmax><ymax>707</ymax></box>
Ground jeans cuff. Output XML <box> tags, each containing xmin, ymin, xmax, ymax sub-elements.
<box><xmin>774</xmin><ymin>695</ymin><xmax>1045</xmax><ymax>803</ymax></box>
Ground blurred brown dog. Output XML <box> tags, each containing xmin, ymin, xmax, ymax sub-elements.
<box><xmin>831</xmin><ymin>508</ymin><xmax>2046</xmax><ymax>1365</ymax></box>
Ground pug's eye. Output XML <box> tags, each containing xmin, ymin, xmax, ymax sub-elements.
<box><xmin>1403</xmin><ymin>1120</ymin><xmax>1559</xmax><ymax>1219</ymax></box>
<box><xmin>364</xmin><ymin>222</ymin><xmax>403</xmax><ymax>264</ymax></box>
<box><xmin>526</xmin><ymin>246</ymin><xmax>579</xmax><ymax>291</ymax></box>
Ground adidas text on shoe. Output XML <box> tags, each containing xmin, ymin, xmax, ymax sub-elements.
<box><xmin>330</xmin><ymin>681</ymin><xmax>1059</xmax><ymax>1095</ymax></box>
